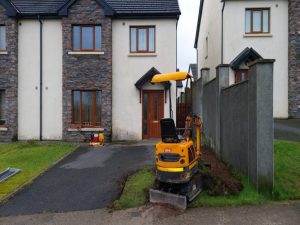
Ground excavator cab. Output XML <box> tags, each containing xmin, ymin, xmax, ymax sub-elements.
<box><xmin>156</xmin><ymin>118</ymin><xmax>198</xmax><ymax>183</ymax></box>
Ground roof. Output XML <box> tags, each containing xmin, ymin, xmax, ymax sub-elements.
<box><xmin>230</xmin><ymin>47</ymin><xmax>263</xmax><ymax>70</ymax></box>
<box><xmin>188</xmin><ymin>64</ymin><xmax>198</xmax><ymax>78</ymax></box>
<box><xmin>1</xmin><ymin>0</ymin><xmax>180</xmax><ymax>18</ymax></box>
<box><xmin>135</xmin><ymin>67</ymin><xmax>170</xmax><ymax>90</ymax></box>
<box><xmin>194</xmin><ymin>0</ymin><xmax>204</xmax><ymax>48</ymax></box>
<box><xmin>106</xmin><ymin>0</ymin><xmax>181</xmax><ymax>18</ymax></box>
<box><xmin>9</xmin><ymin>0</ymin><xmax>66</xmax><ymax>15</ymax></box>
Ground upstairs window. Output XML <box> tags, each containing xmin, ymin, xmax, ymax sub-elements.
<box><xmin>0</xmin><ymin>90</ymin><xmax>4</xmax><ymax>125</ymax></box>
<box><xmin>73</xmin><ymin>25</ymin><xmax>102</xmax><ymax>51</ymax></box>
<box><xmin>0</xmin><ymin>26</ymin><xmax>6</xmax><ymax>51</ymax></box>
<box><xmin>72</xmin><ymin>90</ymin><xmax>102</xmax><ymax>127</ymax></box>
<box><xmin>130</xmin><ymin>26</ymin><xmax>155</xmax><ymax>53</ymax></box>
<box><xmin>245</xmin><ymin>8</ymin><xmax>270</xmax><ymax>34</ymax></box>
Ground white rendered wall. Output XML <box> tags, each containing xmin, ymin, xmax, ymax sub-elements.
<box><xmin>42</xmin><ymin>20</ymin><xmax>63</xmax><ymax>139</ymax></box>
<box><xmin>112</xmin><ymin>19</ymin><xmax>177</xmax><ymax>140</ymax></box>
<box><xmin>223</xmin><ymin>1</ymin><xmax>288</xmax><ymax>118</ymax></box>
<box><xmin>197</xmin><ymin>0</ymin><xmax>223</xmax><ymax>79</ymax></box>
<box><xmin>18</xmin><ymin>20</ymin><xmax>63</xmax><ymax>140</ymax></box>
<box><xmin>18</xmin><ymin>21</ymin><xmax>40</xmax><ymax>140</ymax></box>
<box><xmin>197</xmin><ymin>0</ymin><xmax>288</xmax><ymax>118</ymax></box>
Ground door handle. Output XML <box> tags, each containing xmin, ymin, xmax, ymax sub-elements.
<box><xmin>153</xmin><ymin>121</ymin><xmax>159</xmax><ymax>123</ymax></box>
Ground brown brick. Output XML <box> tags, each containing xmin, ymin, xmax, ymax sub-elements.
<box><xmin>0</xmin><ymin>5</ymin><xmax>18</xmax><ymax>142</ymax></box>
<box><xmin>62</xmin><ymin>0</ymin><xmax>112</xmax><ymax>141</ymax></box>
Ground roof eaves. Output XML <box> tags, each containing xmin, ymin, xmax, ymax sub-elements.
<box><xmin>194</xmin><ymin>0</ymin><xmax>204</xmax><ymax>48</ymax></box>
<box><xmin>114</xmin><ymin>12</ymin><xmax>180</xmax><ymax>19</ymax></box>
<box><xmin>0</xmin><ymin>0</ymin><xmax>19</xmax><ymax>16</ymax></box>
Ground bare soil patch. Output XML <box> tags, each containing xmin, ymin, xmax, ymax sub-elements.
<box><xmin>200</xmin><ymin>147</ymin><xmax>243</xmax><ymax>196</ymax></box>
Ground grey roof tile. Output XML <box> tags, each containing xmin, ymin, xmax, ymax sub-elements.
<box><xmin>7</xmin><ymin>0</ymin><xmax>180</xmax><ymax>16</ymax></box>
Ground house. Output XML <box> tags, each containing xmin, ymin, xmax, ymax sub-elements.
<box><xmin>0</xmin><ymin>0</ymin><xmax>181</xmax><ymax>142</ymax></box>
<box><xmin>188</xmin><ymin>63</ymin><xmax>198</xmax><ymax>80</ymax></box>
<box><xmin>195</xmin><ymin>0</ymin><xmax>299</xmax><ymax>118</ymax></box>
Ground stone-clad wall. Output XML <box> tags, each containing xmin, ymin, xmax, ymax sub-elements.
<box><xmin>0</xmin><ymin>5</ymin><xmax>18</xmax><ymax>142</ymax></box>
<box><xmin>62</xmin><ymin>0</ymin><xmax>112</xmax><ymax>141</ymax></box>
<box><xmin>289</xmin><ymin>0</ymin><xmax>300</xmax><ymax>118</ymax></box>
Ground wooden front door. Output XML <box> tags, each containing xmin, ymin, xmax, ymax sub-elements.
<box><xmin>142</xmin><ymin>91</ymin><xmax>164</xmax><ymax>139</ymax></box>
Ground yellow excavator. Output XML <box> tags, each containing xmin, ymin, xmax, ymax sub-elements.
<box><xmin>149</xmin><ymin>72</ymin><xmax>203</xmax><ymax>209</ymax></box>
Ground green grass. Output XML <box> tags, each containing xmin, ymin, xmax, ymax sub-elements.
<box><xmin>115</xmin><ymin>140</ymin><xmax>300</xmax><ymax>209</ymax></box>
<box><xmin>190</xmin><ymin>177</ymin><xmax>267</xmax><ymax>207</ymax></box>
<box><xmin>0</xmin><ymin>141</ymin><xmax>76</xmax><ymax>202</ymax></box>
<box><xmin>273</xmin><ymin>140</ymin><xmax>300</xmax><ymax>200</ymax></box>
<box><xmin>113</xmin><ymin>168</ymin><xmax>155</xmax><ymax>209</ymax></box>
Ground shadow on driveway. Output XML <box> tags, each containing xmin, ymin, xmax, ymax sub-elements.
<box><xmin>0</xmin><ymin>143</ymin><xmax>155</xmax><ymax>216</ymax></box>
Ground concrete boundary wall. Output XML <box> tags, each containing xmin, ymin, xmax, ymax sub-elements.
<box><xmin>194</xmin><ymin>60</ymin><xmax>274</xmax><ymax>192</ymax></box>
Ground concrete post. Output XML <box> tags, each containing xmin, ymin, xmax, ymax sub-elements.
<box><xmin>248</xmin><ymin>59</ymin><xmax>275</xmax><ymax>192</ymax></box>
<box><xmin>201</xmin><ymin>68</ymin><xmax>210</xmax><ymax>85</ymax></box>
<box><xmin>216</xmin><ymin>65</ymin><xmax>230</xmax><ymax>157</ymax></box>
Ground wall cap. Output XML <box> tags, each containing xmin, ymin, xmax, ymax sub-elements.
<box><xmin>68</xmin><ymin>51</ymin><xmax>104</xmax><ymax>55</ymax></box>
<box><xmin>216</xmin><ymin>64</ymin><xmax>230</xmax><ymax>69</ymax></box>
<box><xmin>248</xmin><ymin>59</ymin><xmax>275</xmax><ymax>67</ymax></box>
<box><xmin>68</xmin><ymin>128</ymin><xmax>104</xmax><ymax>132</ymax></box>
<box><xmin>128</xmin><ymin>53</ymin><xmax>157</xmax><ymax>57</ymax></box>
<box><xmin>201</xmin><ymin>67</ymin><xmax>210</xmax><ymax>71</ymax></box>
<box><xmin>0</xmin><ymin>127</ymin><xmax>8</xmax><ymax>131</ymax></box>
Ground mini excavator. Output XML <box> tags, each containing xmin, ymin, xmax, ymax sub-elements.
<box><xmin>149</xmin><ymin>72</ymin><xmax>203</xmax><ymax>210</ymax></box>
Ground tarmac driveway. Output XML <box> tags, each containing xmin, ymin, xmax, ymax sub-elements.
<box><xmin>0</xmin><ymin>142</ymin><xmax>155</xmax><ymax>216</ymax></box>
<box><xmin>274</xmin><ymin>119</ymin><xmax>300</xmax><ymax>142</ymax></box>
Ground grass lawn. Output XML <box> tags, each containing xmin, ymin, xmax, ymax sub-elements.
<box><xmin>273</xmin><ymin>140</ymin><xmax>300</xmax><ymax>200</ymax></box>
<box><xmin>0</xmin><ymin>142</ymin><xmax>76</xmax><ymax>203</ymax></box>
<box><xmin>115</xmin><ymin>140</ymin><xmax>300</xmax><ymax>209</ymax></box>
<box><xmin>113</xmin><ymin>168</ymin><xmax>155</xmax><ymax>209</ymax></box>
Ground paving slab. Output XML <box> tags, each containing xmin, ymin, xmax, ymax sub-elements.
<box><xmin>0</xmin><ymin>143</ymin><xmax>155</xmax><ymax>217</ymax></box>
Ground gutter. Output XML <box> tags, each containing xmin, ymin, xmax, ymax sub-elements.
<box><xmin>221</xmin><ymin>0</ymin><xmax>226</xmax><ymax>64</ymax></box>
<box><xmin>38</xmin><ymin>15</ymin><xmax>43</xmax><ymax>141</ymax></box>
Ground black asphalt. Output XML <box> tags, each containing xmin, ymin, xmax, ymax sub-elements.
<box><xmin>0</xmin><ymin>143</ymin><xmax>155</xmax><ymax>216</ymax></box>
<box><xmin>274</xmin><ymin>119</ymin><xmax>300</xmax><ymax>142</ymax></box>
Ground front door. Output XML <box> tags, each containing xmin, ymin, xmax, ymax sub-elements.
<box><xmin>142</xmin><ymin>91</ymin><xmax>164</xmax><ymax>139</ymax></box>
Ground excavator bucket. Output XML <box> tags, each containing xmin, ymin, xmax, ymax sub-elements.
<box><xmin>149</xmin><ymin>188</ymin><xmax>187</xmax><ymax>210</ymax></box>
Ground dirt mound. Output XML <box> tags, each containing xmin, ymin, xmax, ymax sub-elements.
<box><xmin>200</xmin><ymin>147</ymin><xmax>243</xmax><ymax>196</ymax></box>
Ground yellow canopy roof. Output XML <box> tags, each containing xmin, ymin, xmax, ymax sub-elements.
<box><xmin>151</xmin><ymin>72</ymin><xmax>191</xmax><ymax>83</ymax></box>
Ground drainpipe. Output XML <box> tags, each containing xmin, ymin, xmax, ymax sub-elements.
<box><xmin>38</xmin><ymin>15</ymin><xmax>43</xmax><ymax>141</ymax></box>
<box><xmin>221</xmin><ymin>0</ymin><xmax>226</xmax><ymax>64</ymax></box>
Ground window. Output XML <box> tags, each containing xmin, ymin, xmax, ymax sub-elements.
<box><xmin>72</xmin><ymin>90</ymin><xmax>102</xmax><ymax>127</ymax></box>
<box><xmin>0</xmin><ymin>26</ymin><xmax>6</xmax><ymax>51</ymax></box>
<box><xmin>130</xmin><ymin>26</ymin><xmax>155</xmax><ymax>53</ymax></box>
<box><xmin>0</xmin><ymin>90</ymin><xmax>4</xmax><ymax>125</ymax></box>
<box><xmin>245</xmin><ymin>9</ymin><xmax>270</xmax><ymax>34</ymax></box>
<box><xmin>73</xmin><ymin>25</ymin><xmax>101</xmax><ymax>51</ymax></box>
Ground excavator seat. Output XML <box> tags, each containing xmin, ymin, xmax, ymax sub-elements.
<box><xmin>160</xmin><ymin>118</ymin><xmax>186</xmax><ymax>143</ymax></box>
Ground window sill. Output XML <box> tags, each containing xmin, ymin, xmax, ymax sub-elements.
<box><xmin>128</xmin><ymin>53</ymin><xmax>157</xmax><ymax>57</ymax></box>
<box><xmin>0</xmin><ymin>127</ymin><xmax>8</xmax><ymax>131</ymax></box>
<box><xmin>68</xmin><ymin>127</ymin><xmax>104</xmax><ymax>132</ymax></box>
<box><xmin>243</xmin><ymin>34</ymin><xmax>272</xmax><ymax>38</ymax></box>
<box><xmin>68</xmin><ymin>51</ymin><xmax>104</xmax><ymax>55</ymax></box>
<box><xmin>0</xmin><ymin>51</ymin><xmax>8</xmax><ymax>55</ymax></box>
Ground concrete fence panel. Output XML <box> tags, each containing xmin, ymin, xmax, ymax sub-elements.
<box><xmin>221</xmin><ymin>81</ymin><xmax>249</xmax><ymax>176</ymax></box>
<box><xmin>202</xmin><ymin>78</ymin><xmax>217</xmax><ymax>149</ymax></box>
